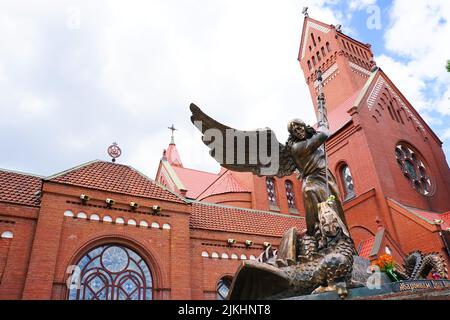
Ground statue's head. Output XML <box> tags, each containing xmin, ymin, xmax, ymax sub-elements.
<box><xmin>287</xmin><ymin>119</ymin><xmax>316</xmax><ymax>141</ymax></box>
<box><xmin>318</xmin><ymin>201</ymin><xmax>350</xmax><ymax>238</ymax></box>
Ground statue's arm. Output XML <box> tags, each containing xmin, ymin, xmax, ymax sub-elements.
<box><xmin>305</xmin><ymin>131</ymin><xmax>328</xmax><ymax>152</ymax></box>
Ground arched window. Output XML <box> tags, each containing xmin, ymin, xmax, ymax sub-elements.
<box><xmin>311</xmin><ymin>33</ymin><xmax>316</xmax><ymax>47</ymax></box>
<box><xmin>307</xmin><ymin>60</ymin><xmax>312</xmax><ymax>70</ymax></box>
<box><xmin>312</xmin><ymin>56</ymin><xmax>316</xmax><ymax>66</ymax></box>
<box><xmin>321</xmin><ymin>47</ymin><xmax>326</xmax><ymax>57</ymax></box>
<box><xmin>216</xmin><ymin>276</ymin><xmax>233</xmax><ymax>300</ymax></box>
<box><xmin>285</xmin><ymin>180</ymin><xmax>297</xmax><ymax>211</ymax></box>
<box><xmin>340</xmin><ymin>164</ymin><xmax>355</xmax><ymax>201</ymax></box>
<box><xmin>395</xmin><ymin>144</ymin><xmax>432</xmax><ymax>195</ymax></box>
<box><xmin>68</xmin><ymin>244</ymin><xmax>153</xmax><ymax>300</ymax></box>
<box><xmin>326</xmin><ymin>42</ymin><xmax>331</xmax><ymax>52</ymax></box>
<box><xmin>266</xmin><ymin>178</ymin><xmax>278</xmax><ymax>209</ymax></box>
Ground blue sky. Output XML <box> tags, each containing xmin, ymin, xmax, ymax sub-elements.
<box><xmin>0</xmin><ymin>0</ymin><xmax>449</xmax><ymax>177</ymax></box>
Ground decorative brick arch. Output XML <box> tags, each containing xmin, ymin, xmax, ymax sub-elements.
<box><xmin>64</xmin><ymin>235</ymin><xmax>167</xmax><ymax>300</ymax></box>
<box><xmin>349</xmin><ymin>225</ymin><xmax>375</xmax><ymax>248</ymax></box>
<box><xmin>215</xmin><ymin>273</ymin><xmax>234</xmax><ymax>300</ymax></box>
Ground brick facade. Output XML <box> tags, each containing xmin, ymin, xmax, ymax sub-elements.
<box><xmin>0</xmin><ymin>16</ymin><xmax>449</xmax><ymax>300</ymax></box>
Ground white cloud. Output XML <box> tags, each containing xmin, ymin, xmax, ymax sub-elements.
<box><xmin>0</xmin><ymin>1</ymin><xmax>343</xmax><ymax>177</ymax></box>
<box><xmin>379</xmin><ymin>0</ymin><xmax>450</xmax><ymax>118</ymax></box>
<box><xmin>348</xmin><ymin>0</ymin><xmax>377</xmax><ymax>11</ymax></box>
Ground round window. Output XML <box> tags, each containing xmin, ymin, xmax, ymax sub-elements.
<box><xmin>395</xmin><ymin>144</ymin><xmax>432</xmax><ymax>196</ymax></box>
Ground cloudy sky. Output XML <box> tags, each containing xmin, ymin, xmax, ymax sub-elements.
<box><xmin>0</xmin><ymin>0</ymin><xmax>449</xmax><ymax>178</ymax></box>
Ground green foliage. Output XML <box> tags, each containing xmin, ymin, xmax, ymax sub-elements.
<box><xmin>447</xmin><ymin>60</ymin><xmax>450</xmax><ymax>72</ymax></box>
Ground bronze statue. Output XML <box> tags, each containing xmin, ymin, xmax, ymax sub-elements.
<box><xmin>190</xmin><ymin>69</ymin><xmax>357</xmax><ymax>299</ymax></box>
<box><xmin>227</xmin><ymin>198</ymin><xmax>356</xmax><ymax>299</ymax></box>
<box><xmin>189</xmin><ymin>69</ymin><xmax>348</xmax><ymax>238</ymax></box>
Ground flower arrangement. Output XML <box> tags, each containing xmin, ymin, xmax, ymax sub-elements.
<box><xmin>372</xmin><ymin>254</ymin><xmax>400</xmax><ymax>282</ymax></box>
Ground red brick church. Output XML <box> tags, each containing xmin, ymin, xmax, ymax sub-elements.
<box><xmin>1</xmin><ymin>16</ymin><xmax>449</xmax><ymax>300</ymax></box>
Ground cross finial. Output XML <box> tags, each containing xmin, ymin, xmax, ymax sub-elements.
<box><xmin>302</xmin><ymin>7</ymin><xmax>309</xmax><ymax>17</ymax></box>
<box><xmin>168</xmin><ymin>124</ymin><xmax>177</xmax><ymax>144</ymax></box>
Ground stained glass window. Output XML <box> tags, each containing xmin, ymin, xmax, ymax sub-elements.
<box><xmin>68</xmin><ymin>244</ymin><xmax>153</xmax><ymax>300</ymax></box>
<box><xmin>340</xmin><ymin>165</ymin><xmax>355</xmax><ymax>201</ymax></box>
<box><xmin>266</xmin><ymin>178</ymin><xmax>278</xmax><ymax>208</ymax></box>
<box><xmin>395</xmin><ymin>144</ymin><xmax>432</xmax><ymax>196</ymax></box>
<box><xmin>285</xmin><ymin>180</ymin><xmax>296</xmax><ymax>209</ymax></box>
<box><xmin>216</xmin><ymin>276</ymin><xmax>232</xmax><ymax>300</ymax></box>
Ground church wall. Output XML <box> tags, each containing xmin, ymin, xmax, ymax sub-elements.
<box><xmin>20</xmin><ymin>181</ymin><xmax>191</xmax><ymax>300</ymax></box>
<box><xmin>388</xmin><ymin>206</ymin><xmax>450</xmax><ymax>269</ymax></box>
<box><xmin>356</xmin><ymin>79</ymin><xmax>450</xmax><ymax>213</ymax></box>
<box><xmin>201</xmin><ymin>192</ymin><xmax>252</xmax><ymax>209</ymax></box>
<box><xmin>251</xmin><ymin>174</ymin><xmax>304</xmax><ymax>215</ymax></box>
<box><xmin>0</xmin><ymin>203</ymin><xmax>38</xmax><ymax>299</ymax></box>
<box><xmin>190</xmin><ymin>229</ymin><xmax>281</xmax><ymax>299</ymax></box>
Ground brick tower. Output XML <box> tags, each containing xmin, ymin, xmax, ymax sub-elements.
<box><xmin>297</xmin><ymin>15</ymin><xmax>450</xmax><ymax>263</ymax></box>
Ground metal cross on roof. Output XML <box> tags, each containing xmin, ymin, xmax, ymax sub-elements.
<box><xmin>168</xmin><ymin>124</ymin><xmax>177</xmax><ymax>144</ymax></box>
<box><xmin>302</xmin><ymin>7</ymin><xmax>309</xmax><ymax>17</ymax></box>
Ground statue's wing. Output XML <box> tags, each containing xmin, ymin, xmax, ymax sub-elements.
<box><xmin>190</xmin><ymin>103</ymin><xmax>296</xmax><ymax>177</ymax></box>
<box><xmin>227</xmin><ymin>261</ymin><xmax>292</xmax><ymax>300</ymax></box>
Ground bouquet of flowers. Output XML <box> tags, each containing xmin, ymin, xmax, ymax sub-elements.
<box><xmin>372</xmin><ymin>254</ymin><xmax>400</xmax><ymax>282</ymax></box>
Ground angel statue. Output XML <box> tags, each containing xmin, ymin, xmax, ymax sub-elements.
<box><xmin>189</xmin><ymin>70</ymin><xmax>348</xmax><ymax>239</ymax></box>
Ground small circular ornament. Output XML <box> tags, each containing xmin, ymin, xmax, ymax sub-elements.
<box><xmin>108</xmin><ymin>142</ymin><xmax>122</xmax><ymax>163</ymax></box>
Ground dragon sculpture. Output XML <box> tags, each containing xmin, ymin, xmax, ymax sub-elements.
<box><xmin>227</xmin><ymin>200</ymin><xmax>356</xmax><ymax>300</ymax></box>
<box><xmin>395</xmin><ymin>250</ymin><xmax>448</xmax><ymax>280</ymax></box>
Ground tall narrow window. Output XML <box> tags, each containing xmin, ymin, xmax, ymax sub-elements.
<box><xmin>285</xmin><ymin>180</ymin><xmax>297</xmax><ymax>213</ymax></box>
<box><xmin>266</xmin><ymin>178</ymin><xmax>278</xmax><ymax>209</ymax></box>
<box><xmin>311</xmin><ymin>33</ymin><xmax>316</xmax><ymax>47</ymax></box>
<box><xmin>340</xmin><ymin>165</ymin><xmax>355</xmax><ymax>201</ymax></box>
<box><xmin>312</xmin><ymin>56</ymin><xmax>316</xmax><ymax>66</ymax></box>
<box><xmin>326</xmin><ymin>42</ymin><xmax>331</xmax><ymax>52</ymax></box>
<box><xmin>307</xmin><ymin>60</ymin><xmax>312</xmax><ymax>70</ymax></box>
<box><xmin>317</xmin><ymin>51</ymin><xmax>321</xmax><ymax>62</ymax></box>
<box><xmin>321</xmin><ymin>47</ymin><xmax>326</xmax><ymax>57</ymax></box>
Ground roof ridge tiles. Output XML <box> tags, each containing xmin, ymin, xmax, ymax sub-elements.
<box><xmin>189</xmin><ymin>199</ymin><xmax>305</xmax><ymax>219</ymax></box>
<box><xmin>0</xmin><ymin>167</ymin><xmax>45</xmax><ymax>179</ymax></box>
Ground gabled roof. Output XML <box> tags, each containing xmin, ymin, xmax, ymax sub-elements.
<box><xmin>47</xmin><ymin>160</ymin><xmax>185</xmax><ymax>203</ymax></box>
<box><xmin>0</xmin><ymin>169</ymin><xmax>42</xmax><ymax>207</ymax></box>
<box><xmin>327</xmin><ymin>89</ymin><xmax>361</xmax><ymax>134</ymax></box>
<box><xmin>190</xmin><ymin>201</ymin><xmax>306</xmax><ymax>237</ymax></box>
<box><xmin>360</xmin><ymin>68</ymin><xmax>442</xmax><ymax>144</ymax></box>
<box><xmin>388</xmin><ymin>198</ymin><xmax>450</xmax><ymax>230</ymax></box>
<box><xmin>298</xmin><ymin>16</ymin><xmax>334</xmax><ymax>61</ymax></box>
<box><xmin>404</xmin><ymin>206</ymin><xmax>450</xmax><ymax>230</ymax></box>
<box><xmin>198</xmin><ymin>170</ymin><xmax>250</xmax><ymax>200</ymax></box>
<box><xmin>171</xmin><ymin>166</ymin><xmax>219</xmax><ymax>199</ymax></box>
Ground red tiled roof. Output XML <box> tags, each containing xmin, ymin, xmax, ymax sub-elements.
<box><xmin>190</xmin><ymin>201</ymin><xmax>306</xmax><ymax>237</ymax></box>
<box><xmin>328</xmin><ymin>90</ymin><xmax>360</xmax><ymax>134</ymax></box>
<box><xmin>198</xmin><ymin>170</ymin><xmax>250</xmax><ymax>200</ymax></box>
<box><xmin>48</xmin><ymin>160</ymin><xmax>184</xmax><ymax>203</ymax></box>
<box><xmin>312</xmin><ymin>90</ymin><xmax>360</xmax><ymax>135</ymax></box>
<box><xmin>0</xmin><ymin>170</ymin><xmax>42</xmax><ymax>207</ymax></box>
<box><xmin>358</xmin><ymin>237</ymin><xmax>375</xmax><ymax>259</ymax></box>
<box><xmin>406</xmin><ymin>207</ymin><xmax>450</xmax><ymax>230</ymax></box>
<box><xmin>172</xmin><ymin>166</ymin><xmax>219</xmax><ymax>199</ymax></box>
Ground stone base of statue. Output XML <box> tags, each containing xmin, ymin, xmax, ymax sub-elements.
<box><xmin>285</xmin><ymin>279</ymin><xmax>450</xmax><ymax>300</ymax></box>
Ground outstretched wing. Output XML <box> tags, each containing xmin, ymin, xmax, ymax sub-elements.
<box><xmin>190</xmin><ymin>103</ymin><xmax>296</xmax><ymax>177</ymax></box>
<box><xmin>227</xmin><ymin>261</ymin><xmax>292</xmax><ymax>300</ymax></box>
